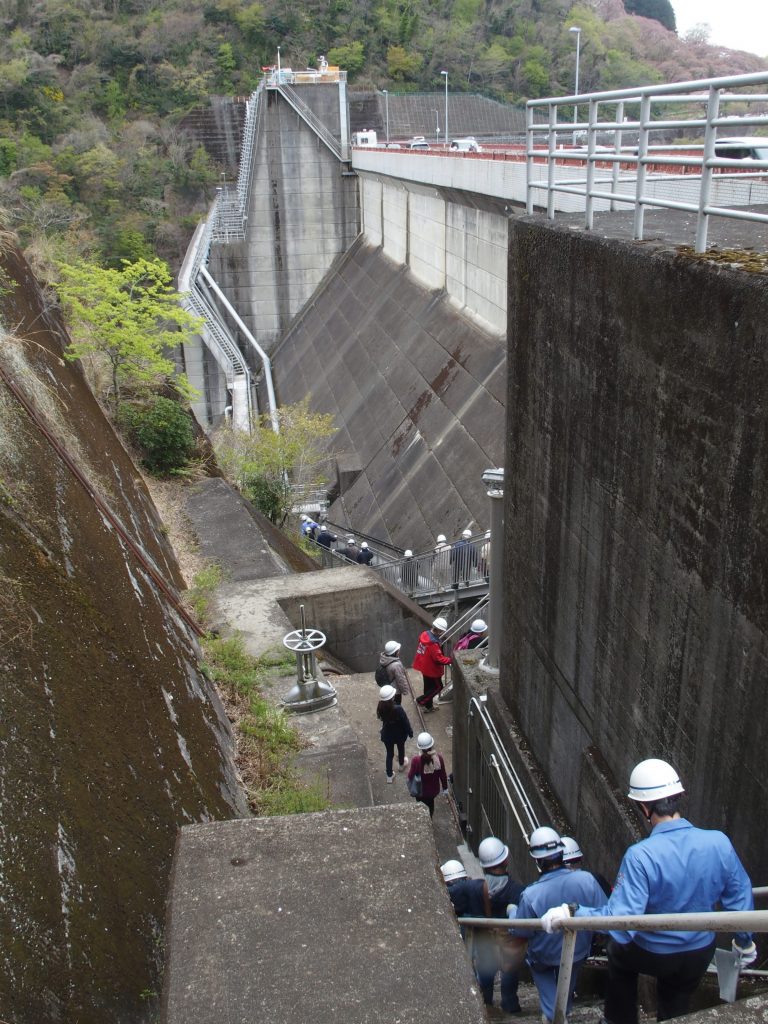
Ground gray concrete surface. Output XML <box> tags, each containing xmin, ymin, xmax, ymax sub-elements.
<box><xmin>161</xmin><ymin>807</ymin><xmax>488</xmax><ymax>1024</ymax></box>
<box><xmin>558</xmin><ymin>205</ymin><xmax>768</xmax><ymax>250</ymax></box>
<box><xmin>272</xmin><ymin>243</ymin><xmax>506</xmax><ymax>553</ymax></box>
<box><xmin>503</xmin><ymin>215</ymin><xmax>768</xmax><ymax>889</ymax></box>
<box><xmin>186</xmin><ymin>476</ymin><xmax>289</xmax><ymax>581</ymax></box>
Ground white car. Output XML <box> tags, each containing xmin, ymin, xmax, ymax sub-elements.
<box><xmin>714</xmin><ymin>137</ymin><xmax>768</xmax><ymax>161</ymax></box>
<box><xmin>450</xmin><ymin>137</ymin><xmax>482</xmax><ymax>153</ymax></box>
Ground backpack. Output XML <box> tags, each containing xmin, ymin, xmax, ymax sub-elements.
<box><xmin>453</xmin><ymin>633</ymin><xmax>475</xmax><ymax>652</ymax></box>
<box><xmin>374</xmin><ymin>662</ymin><xmax>391</xmax><ymax>687</ymax></box>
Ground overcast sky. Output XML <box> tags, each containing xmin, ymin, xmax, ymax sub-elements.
<box><xmin>672</xmin><ymin>0</ymin><xmax>768</xmax><ymax>56</ymax></box>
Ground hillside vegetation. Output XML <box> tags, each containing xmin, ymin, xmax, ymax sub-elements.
<box><xmin>0</xmin><ymin>0</ymin><xmax>765</xmax><ymax>270</ymax></box>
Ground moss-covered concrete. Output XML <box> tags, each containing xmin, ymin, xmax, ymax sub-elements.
<box><xmin>0</xmin><ymin>246</ymin><xmax>248</xmax><ymax>1023</ymax></box>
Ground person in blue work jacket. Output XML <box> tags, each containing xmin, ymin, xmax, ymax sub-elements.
<box><xmin>506</xmin><ymin>827</ymin><xmax>607</xmax><ymax>1022</ymax></box>
<box><xmin>540</xmin><ymin>758</ymin><xmax>756</xmax><ymax>1024</ymax></box>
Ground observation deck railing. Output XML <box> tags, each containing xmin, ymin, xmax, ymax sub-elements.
<box><xmin>526</xmin><ymin>70</ymin><xmax>768</xmax><ymax>251</ymax></box>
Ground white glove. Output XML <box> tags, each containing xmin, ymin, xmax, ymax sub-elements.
<box><xmin>732</xmin><ymin>939</ymin><xmax>757</xmax><ymax>967</ymax></box>
<box><xmin>541</xmin><ymin>903</ymin><xmax>571</xmax><ymax>934</ymax></box>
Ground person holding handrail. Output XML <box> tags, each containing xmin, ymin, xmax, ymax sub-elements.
<box><xmin>540</xmin><ymin>758</ymin><xmax>756</xmax><ymax>1024</ymax></box>
<box><xmin>412</xmin><ymin>616</ymin><xmax>451</xmax><ymax>711</ymax></box>
<box><xmin>506</xmin><ymin>827</ymin><xmax>606</xmax><ymax>1023</ymax></box>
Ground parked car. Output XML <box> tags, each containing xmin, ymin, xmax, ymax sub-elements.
<box><xmin>408</xmin><ymin>136</ymin><xmax>430</xmax><ymax>150</ymax></box>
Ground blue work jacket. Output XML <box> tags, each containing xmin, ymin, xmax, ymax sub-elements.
<box><xmin>510</xmin><ymin>867</ymin><xmax>606</xmax><ymax>967</ymax></box>
<box><xmin>574</xmin><ymin>818</ymin><xmax>753</xmax><ymax>952</ymax></box>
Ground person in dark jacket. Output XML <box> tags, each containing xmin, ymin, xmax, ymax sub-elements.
<box><xmin>376</xmin><ymin>685</ymin><xmax>413</xmax><ymax>782</ymax></box>
<box><xmin>316</xmin><ymin>524</ymin><xmax>337</xmax><ymax>549</ymax></box>
<box><xmin>407</xmin><ymin>732</ymin><xmax>447</xmax><ymax>816</ymax></box>
<box><xmin>476</xmin><ymin>835</ymin><xmax>524</xmax><ymax>1014</ymax></box>
<box><xmin>441</xmin><ymin>860</ymin><xmax>491</xmax><ymax>938</ymax></box>
<box><xmin>339</xmin><ymin>536</ymin><xmax>360</xmax><ymax>562</ymax></box>
<box><xmin>450</xmin><ymin>528</ymin><xmax>479</xmax><ymax>586</ymax></box>
<box><xmin>356</xmin><ymin>541</ymin><xmax>374</xmax><ymax>565</ymax></box>
<box><xmin>412</xmin><ymin>616</ymin><xmax>451</xmax><ymax>710</ymax></box>
<box><xmin>377</xmin><ymin>640</ymin><xmax>410</xmax><ymax>704</ymax></box>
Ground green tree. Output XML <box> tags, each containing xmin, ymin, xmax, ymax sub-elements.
<box><xmin>386</xmin><ymin>45</ymin><xmax>423</xmax><ymax>80</ymax></box>
<box><xmin>327</xmin><ymin>42</ymin><xmax>365</xmax><ymax>75</ymax></box>
<box><xmin>213</xmin><ymin>398</ymin><xmax>337</xmax><ymax>524</ymax></box>
<box><xmin>124</xmin><ymin>395</ymin><xmax>196</xmax><ymax>475</ymax></box>
<box><xmin>235</xmin><ymin>3</ymin><xmax>266</xmax><ymax>44</ymax></box>
<box><xmin>55</xmin><ymin>257</ymin><xmax>198</xmax><ymax>415</ymax></box>
<box><xmin>216</xmin><ymin>43</ymin><xmax>237</xmax><ymax>91</ymax></box>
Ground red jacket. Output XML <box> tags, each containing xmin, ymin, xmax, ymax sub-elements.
<box><xmin>412</xmin><ymin>629</ymin><xmax>451</xmax><ymax>677</ymax></box>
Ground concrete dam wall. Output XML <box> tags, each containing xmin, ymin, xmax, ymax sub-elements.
<box><xmin>0</xmin><ymin>246</ymin><xmax>247</xmax><ymax>1023</ymax></box>
<box><xmin>501</xmin><ymin>219</ymin><xmax>768</xmax><ymax>882</ymax></box>
<box><xmin>272</xmin><ymin>242</ymin><xmax>507</xmax><ymax>549</ymax></box>
<box><xmin>207</xmin><ymin>87</ymin><xmax>359</xmax><ymax>364</ymax></box>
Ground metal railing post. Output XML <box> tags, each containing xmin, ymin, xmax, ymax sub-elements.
<box><xmin>553</xmin><ymin>929</ymin><xmax>577</xmax><ymax>1024</ymax></box>
<box><xmin>696</xmin><ymin>85</ymin><xmax>721</xmax><ymax>252</ymax></box>
<box><xmin>483</xmin><ymin>469</ymin><xmax>505</xmax><ymax>671</ymax></box>
<box><xmin>632</xmin><ymin>93</ymin><xmax>651</xmax><ymax>240</ymax></box>
<box><xmin>585</xmin><ymin>98</ymin><xmax>598</xmax><ymax>230</ymax></box>
<box><xmin>547</xmin><ymin>103</ymin><xmax>558</xmax><ymax>220</ymax></box>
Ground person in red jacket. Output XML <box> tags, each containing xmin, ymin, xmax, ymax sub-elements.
<box><xmin>412</xmin><ymin>616</ymin><xmax>451</xmax><ymax>711</ymax></box>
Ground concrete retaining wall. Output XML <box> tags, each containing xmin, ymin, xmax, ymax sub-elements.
<box><xmin>502</xmin><ymin>219</ymin><xmax>768</xmax><ymax>879</ymax></box>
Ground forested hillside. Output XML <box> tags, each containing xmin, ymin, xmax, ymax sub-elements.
<box><xmin>0</xmin><ymin>0</ymin><xmax>765</xmax><ymax>270</ymax></box>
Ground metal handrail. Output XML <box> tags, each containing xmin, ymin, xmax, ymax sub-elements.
<box><xmin>459</xmin><ymin>909</ymin><xmax>768</xmax><ymax>1024</ymax></box>
<box><xmin>469</xmin><ymin>695</ymin><xmax>539</xmax><ymax>840</ymax></box>
<box><xmin>526</xmin><ymin>70</ymin><xmax>768</xmax><ymax>251</ymax></box>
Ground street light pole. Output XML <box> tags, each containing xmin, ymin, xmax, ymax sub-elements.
<box><xmin>382</xmin><ymin>88</ymin><xmax>389</xmax><ymax>143</ymax></box>
<box><xmin>441</xmin><ymin>70</ymin><xmax>448</xmax><ymax>149</ymax></box>
<box><xmin>569</xmin><ymin>26</ymin><xmax>581</xmax><ymax>145</ymax></box>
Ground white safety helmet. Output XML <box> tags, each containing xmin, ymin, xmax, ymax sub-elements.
<box><xmin>347</xmin><ymin>536</ymin><xmax>355</xmax><ymax>543</ymax></box>
<box><xmin>462</xmin><ymin>529</ymin><xmax>472</xmax><ymax>539</ymax></box>
<box><xmin>379</xmin><ymin>685</ymin><xmax>397</xmax><ymax>702</ymax></box>
<box><xmin>300</xmin><ymin>514</ymin><xmax>309</xmax><ymax>521</ymax></box>
<box><xmin>627</xmin><ymin>758</ymin><xmax>684</xmax><ymax>803</ymax></box>
<box><xmin>471</xmin><ymin>619</ymin><xmax>488</xmax><ymax>633</ymax></box>
<box><xmin>384</xmin><ymin>640</ymin><xmax>401</xmax><ymax>656</ymax></box>
<box><xmin>432</xmin><ymin>616</ymin><xmax>448</xmax><ymax>631</ymax></box>
<box><xmin>361</xmin><ymin>542</ymin><xmax>369</xmax><ymax>549</ymax></box>
<box><xmin>528</xmin><ymin>826</ymin><xmax>565</xmax><ymax>860</ymax></box>
<box><xmin>436</xmin><ymin>534</ymin><xmax>447</xmax><ymax>544</ymax></box>
<box><xmin>478</xmin><ymin>836</ymin><xmax>509</xmax><ymax>869</ymax></box>
<box><xmin>417</xmin><ymin>732</ymin><xmax>434</xmax><ymax>751</ymax></box>
<box><xmin>561</xmin><ymin>836</ymin><xmax>583</xmax><ymax>863</ymax></box>
<box><xmin>441</xmin><ymin>859</ymin><xmax>467</xmax><ymax>882</ymax></box>
<box><xmin>404</xmin><ymin>549</ymin><xmax>413</xmax><ymax>557</ymax></box>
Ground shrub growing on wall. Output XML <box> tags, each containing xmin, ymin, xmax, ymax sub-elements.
<box><xmin>126</xmin><ymin>396</ymin><xmax>196</xmax><ymax>475</ymax></box>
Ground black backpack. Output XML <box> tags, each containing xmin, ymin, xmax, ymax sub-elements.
<box><xmin>374</xmin><ymin>662</ymin><xmax>391</xmax><ymax>687</ymax></box>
